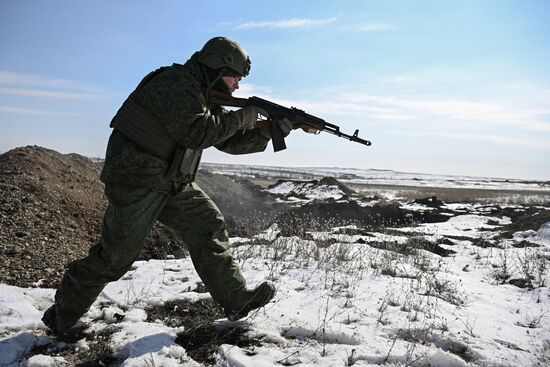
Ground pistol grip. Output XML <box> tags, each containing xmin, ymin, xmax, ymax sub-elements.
<box><xmin>271</xmin><ymin>119</ymin><xmax>287</xmax><ymax>152</ymax></box>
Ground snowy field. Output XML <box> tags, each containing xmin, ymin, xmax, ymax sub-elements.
<box><xmin>1</xmin><ymin>169</ymin><xmax>550</xmax><ymax>367</ymax></box>
<box><xmin>202</xmin><ymin>163</ymin><xmax>550</xmax><ymax>192</ymax></box>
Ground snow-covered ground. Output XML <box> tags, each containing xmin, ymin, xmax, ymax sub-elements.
<box><xmin>202</xmin><ymin>163</ymin><xmax>550</xmax><ymax>192</ymax></box>
<box><xmin>266</xmin><ymin>180</ymin><xmax>347</xmax><ymax>201</ymax></box>
<box><xmin>1</xmin><ymin>174</ymin><xmax>550</xmax><ymax>366</ymax></box>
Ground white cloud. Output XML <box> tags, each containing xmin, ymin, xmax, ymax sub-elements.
<box><xmin>0</xmin><ymin>87</ymin><xmax>99</xmax><ymax>100</ymax></box>
<box><xmin>0</xmin><ymin>71</ymin><xmax>79</xmax><ymax>89</ymax></box>
<box><xmin>0</xmin><ymin>106</ymin><xmax>86</xmax><ymax>116</ymax></box>
<box><xmin>341</xmin><ymin>23</ymin><xmax>397</xmax><ymax>33</ymax></box>
<box><xmin>234</xmin><ymin>81</ymin><xmax>550</xmax><ymax>147</ymax></box>
<box><xmin>395</xmin><ymin>130</ymin><xmax>549</xmax><ymax>148</ymax></box>
<box><xmin>454</xmin><ymin>133</ymin><xmax>547</xmax><ymax>147</ymax></box>
<box><xmin>0</xmin><ymin>70</ymin><xmax>107</xmax><ymax>100</ymax></box>
<box><xmin>364</xmin><ymin>95</ymin><xmax>550</xmax><ymax>132</ymax></box>
<box><xmin>286</xmin><ymin>89</ymin><xmax>550</xmax><ymax>132</ymax></box>
<box><xmin>234</xmin><ymin>17</ymin><xmax>336</xmax><ymax>30</ymax></box>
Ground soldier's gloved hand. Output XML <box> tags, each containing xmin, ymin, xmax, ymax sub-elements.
<box><xmin>278</xmin><ymin>117</ymin><xmax>294</xmax><ymax>137</ymax></box>
<box><xmin>302</xmin><ymin>126</ymin><xmax>320</xmax><ymax>134</ymax></box>
<box><xmin>236</xmin><ymin>106</ymin><xmax>269</xmax><ymax>130</ymax></box>
<box><xmin>260</xmin><ymin>117</ymin><xmax>294</xmax><ymax>139</ymax></box>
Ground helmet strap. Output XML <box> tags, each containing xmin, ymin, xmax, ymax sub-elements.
<box><xmin>200</xmin><ymin>65</ymin><xmax>228</xmax><ymax>101</ymax></box>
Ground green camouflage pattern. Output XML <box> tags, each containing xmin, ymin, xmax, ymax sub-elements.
<box><xmin>52</xmin><ymin>54</ymin><xmax>270</xmax><ymax>328</ymax></box>
<box><xmin>100</xmin><ymin>54</ymin><xmax>269</xmax><ymax>192</ymax></box>
<box><xmin>54</xmin><ymin>182</ymin><xmax>247</xmax><ymax>326</ymax></box>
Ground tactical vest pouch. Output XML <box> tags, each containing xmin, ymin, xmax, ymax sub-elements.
<box><xmin>166</xmin><ymin>146</ymin><xmax>202</xmax><ymax>182</ymax></box>
<box><xmin>110</xmin><ymin>97</ymin><xmax>202</xmax><ymax>183</ymax></box>
<box><xmin>110</xmin><ymin>97</ymin><xmax>175</xmax><ymax>160</ymax></box>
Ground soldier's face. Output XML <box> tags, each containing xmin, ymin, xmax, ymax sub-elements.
<box><xmin>221</xmin><ymin>76</ymin><xmax>241</xmax><ymax>93</ymax></box>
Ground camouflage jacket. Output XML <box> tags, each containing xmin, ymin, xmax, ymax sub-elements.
<box><xmin>100</xmin><ymin>54</ymin><xmax>270</xmax><ymax>192</ymax></box>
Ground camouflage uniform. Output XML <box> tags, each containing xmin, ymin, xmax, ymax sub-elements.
<box><xmin>46</xmin><ymin>51</ymin><xmax>272</xmax><ymax>332</ymax></box>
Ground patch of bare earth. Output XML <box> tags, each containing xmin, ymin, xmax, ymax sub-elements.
<box><xmin>146</xmin><ymin>298</ymin><xmax>259</xmax><ymax>365</ymax></box>
<box><xmin>0</xmin><ymin>146</ymin><xmax>185</xmax><ymax>288</ymax></box>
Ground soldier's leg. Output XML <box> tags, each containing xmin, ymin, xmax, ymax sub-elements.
<box><xmin>157</xmin><ymin>182</ymin><xmax>245</xmax><ymax>303</ymax></box>
<box><xmin>45</xmin><ymin>185</ymin><xmax>168</xmax><ymax>333</ymax></box>
<box><xmin>158</xmin><ymin>182</ymin><xmax>275</xmax><ymax>319</ymax></box>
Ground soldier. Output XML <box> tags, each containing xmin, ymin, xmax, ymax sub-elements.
<box><xmin>42</xmin><ymin>36</ymin><xmax>291</xmax><ymax>339</ymax></box>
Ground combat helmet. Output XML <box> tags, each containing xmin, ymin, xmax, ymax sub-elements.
<box><xmin>197</xmin><ymin>36</ymin><xmax>251</xmax><ymax>77</ymax></box>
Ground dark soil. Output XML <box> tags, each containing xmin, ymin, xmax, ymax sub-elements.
<box><xmin>0</xmin><ymin>146</ymin><xmax>186</xmax><ymax>288</ymax></box>
<box><xmin>414</xmin><ymin>196</ymin><xmax>444</xmax><ymax>208</ymax></box>
<box><xmin>0</xmin><ymin>146</ymin><xmax>107</xmax><ymax>288</ymax></box>
<box><xmin>177</xmin><ymin>324</ymin><xmax>258</xmax><ymax>365</ymax></box>
<box><xmin>146</xmin><ymin>298</ymin><xmax>224</xmax><ymax>328</ymax></box>
<box><xmin>493</xmin><ymin>206</ymin><xmax>550</xmax><ymax>239</ymax></box>
<box><xmin>275</xmin><ymin>199</ymin><xmax>450</xmax><ymax>237</ymax></box>
<box><xmin>146</xmin><ymin>298</ymin><xmax>259</xmax><ymax>365</ymax></box>
<box><xmin>69</xmin><ymin>326</ymin><xmax>120</xmax><ymax>367</ymax></box>
<box><xmin>25</xmin><ymin>326</ymin><xmax>120</xmax><ymax>366</ymax></box>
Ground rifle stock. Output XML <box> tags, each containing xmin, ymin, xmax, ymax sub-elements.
<box><xmin>209</xmin><ymin>90</ymin><xmax>372</xmax><ymax>152</ymax></box>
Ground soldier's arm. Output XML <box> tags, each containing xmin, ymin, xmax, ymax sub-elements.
<box><xmin>214</xmin><ymin>128</ymin><xmax>270</xmax><ymax>154</ymax></box>
<box><xmin>137</xmin><ymin>69</ymin><xmax>246</xmax><ymax>150</ymax></box>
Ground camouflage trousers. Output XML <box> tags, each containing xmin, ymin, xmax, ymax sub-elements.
<box><xmin>53</xmin><ymin>182</ymin><xmax>246</xmax><ymax>326</ymax></box>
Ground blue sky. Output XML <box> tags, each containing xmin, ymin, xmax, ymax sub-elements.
<box><xmin>1</xmin><ymin>0</ymin><xmax>549</xmax><ymax>180</ymax></box>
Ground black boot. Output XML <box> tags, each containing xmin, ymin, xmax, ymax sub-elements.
<box><xmin>222</xmin><ymin>281</ymin><xmax>276</xmax><ymax>321</ymax></box>
<box><xmin>41</xmin><ymin>305</ymin><xmax>88</xmax><ymax>342</ymax></box>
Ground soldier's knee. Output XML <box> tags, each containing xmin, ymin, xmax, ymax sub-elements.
<box><xmin>67</xmin><ymin>246</ymin><xmax>134</xmax><ymax>285</ymax></box>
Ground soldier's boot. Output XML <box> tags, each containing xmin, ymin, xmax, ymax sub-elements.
<box><xmin>41</xmin><ymin>305</ymin><xmax>88</xmax><ymax>342</ymax></box>
<box><xmin>222</xmin><ymin>281</ymin><xmax>276</xmax><ymax>321</ymax></box>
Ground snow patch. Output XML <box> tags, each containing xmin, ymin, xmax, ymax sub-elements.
<box><xmin>21</xmin><ymin>354</ymin><xmax>66</xmax><ymax>367</ymax></box>
<box><xmin>266</xmin><ymin>181</ymin><xmax>346</xmax><ymax>200</ymax></box>
<box><xmin>110</xmin><ymin>322</ymin><xmax>176</xmax><ymax>359</ymax></box>
<box><xmin>538</xmin><ymin>221</ymin><xmax>550</xmax><ymax>246</ymax></box>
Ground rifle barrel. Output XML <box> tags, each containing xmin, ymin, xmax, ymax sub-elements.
<box><xmin>321</xmin><ymin>122</ymin><xmax>372</xmax><ymax>146</ymax></box>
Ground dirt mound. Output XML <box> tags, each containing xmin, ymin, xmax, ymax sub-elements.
<box><xmin>319</xmin><ymin>176</ymin><xmax>356</xmax><ymax>196</ymax></box>
<box><xmin>0</xmin><ymin>146</ymin><xmax>107</xmax><ymax>288</ymax></box>
<box><xmin>0</xmin><ymin>146</ymin><xmax>185</xmax><ymax>288</ymax></box>
<box><xmin>0</xmin><ymin>146</ymin><xmax>282</xmax><ymax>288</ymax></box>
<box><xmin>266</xmin><ymin>177</ymin><xmax>357</xmax><ymax>201</ymax></box>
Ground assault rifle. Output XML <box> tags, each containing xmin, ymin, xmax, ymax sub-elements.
<box><xmin>209</xmin><ymin>90</ymin><xmax>372</xmax><ymax>152</ymax></box>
